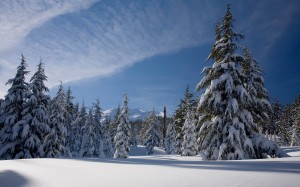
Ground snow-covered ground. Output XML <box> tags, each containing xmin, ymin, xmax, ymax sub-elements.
<box><xmin>1</xmin><ymin>146</ymin><xmax>300</xmax><ymax>187</ymax></box>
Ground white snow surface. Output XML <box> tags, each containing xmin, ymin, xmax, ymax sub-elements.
<box><xmin>0</xmin><ymin>146</ymin><xmax>300</xmax><ymax>187</ymax></box>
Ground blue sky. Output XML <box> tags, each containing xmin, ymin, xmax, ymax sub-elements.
<box><xmin>0</xmin><ymin>0</ymin><xmax>300</xmax><ymax>113</ymax></box>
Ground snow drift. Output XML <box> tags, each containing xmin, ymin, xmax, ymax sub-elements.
<box><xmin>0</xmin><ymin>146</ymin><xmax>299</xmax><ymax>187</ymax></box>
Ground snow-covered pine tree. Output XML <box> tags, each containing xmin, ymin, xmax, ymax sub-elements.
<box><xmin>181</xmin><ymin>101</ymin><xmax>197</xmax><ymax>156</ymax></box>
<box><xmin>175</xmin><ymin>131</ymin><xmax>183</xmax><ymax>154</ymax></box>
<box><xmin>280</xmin><ymin>104</ymin><xmax>293</xmax><ymax>146</ymax></box>
<box><xmin>242</xmin><ymin>47</ymin><xmax>271</xmax><ymax>132</ymax></box>
<box><xmin>0</xmin><ymin>55</ymin><xmax>30</xmax><ymax>159</ymax></box>
<box><xmin>145</xmin><ymin>109</ymin><xmax>161</xmax><ymax>155</ymax></box>
<box><xmin>291</xmin><ymin>96</ymin><xmax>300</xmax><ymax>146</ymax></box>
<box><xmin>114</xmin><ymin>93</ymin><xmax>131</xmax><ymax>158</ymax></box>
<box><xmin>64</xmin><ymin>87</ymin><xmax>75</xmax><ymax>157</ymax></box>
<box><xmin>174</xmin><ymin>85</ymin><xmax>193</xmax><ymax>154</ymax></box>
<box><xmin>110</xmin><ymin>104</ymin><xmax>121</xmax><ymax>145</ymax></box>
<box><xmin>268</xmin><ymin>99</ymin><xmax>284</xmax><ymax>141</ymax></box>
<box><xmin>92</xmin><ymin>98</ymin><xmax>113</xmax><ymax>158</ymax></box>
<box><xmin>101</xmin><ymin>117</ymin><xmax>114</xmax><ymax>158</ymax></box>
<box><xmin>41</xmin><ymin>83</ymin><xmax>67</xmax><ymax>158</ymax></box>
<box><xmin>196</xmin><ymin>5</ymin><xmax>257</xmax><ymax>160</ymax></box>
<box><xmin>92</xmin><ymin>98</ymin><xmax>103</xmax><ymax>157</ymax></box>
<box><xmin>14</xmin><ymin>61</ymin><xmax>51</xmax><ymax>158</ymax></box>
<box><xmin>165</xmin><ymin>122</ymin><xmax>176</xmax><ymax>154</ymax></box>
<box><xmin>70</xmin><ymin>102</ymin><xmax>86</xmax><ymax>157</ymax></box>
<box><xmin>80</xmin><ymin>109</ymin><xmax>95</xmax><ymax>157</ymax></box>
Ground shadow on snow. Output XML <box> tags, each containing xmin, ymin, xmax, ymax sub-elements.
<box><xmin>0</xmin><ymin>170</ymin><xmax>29</xmax><ymax>187</ymax></box>
<box><xmin>68</xmin><ymin>155</ymin><xmax>300</xmax><ymax>174</ymax></box>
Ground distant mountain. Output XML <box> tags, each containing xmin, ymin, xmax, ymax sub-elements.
<box><xmin>102</xmin><ymin>108</ymin><xmax>164</xmax><ymax>121</ymax></box>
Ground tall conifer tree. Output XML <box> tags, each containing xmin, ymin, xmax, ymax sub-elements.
<box><xmin>114</xmin><ymin>93</ymin><xmax>131</xmax><ymax>158</ymax></box>
<box><xmin>165</xmin><ymin>122</ymin><xmax>176</xmax><ymax>154</ymax></box>
<box><xmin>242</xmin><ymin>47</ymin><xmax>271</xmax><ymax>132</ymax></box>
<box><xmin>18</xmin><ymin>61</ymin><xmax>51</xmax><ymax>158</ymax></box>
<box><xmin>0</xmin><ymin>55</ymin><xmax>30</xmax><ymax>159</ymax></box>
<box><xmin>196</xmin><ymin>5</ymin><xmax>257</xmax><ymax>160</ymax></box>
<box><xmin>145</xmin><ymin>109</ymin><xmax>161</xmax><ymax>155</ymax></box>
<box><xmin>41</xmin><ymin>83</ymin><xmax>67</xmax><ymax>158</ymax></box>
<box><xmin>181</xmin><ymin>99</ymin><xmax>197</xmax><ymax>156</ymax></box>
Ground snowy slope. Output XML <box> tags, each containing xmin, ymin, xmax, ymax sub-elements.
<box><xmin>0</xmin><ymin>147</ymin><xmax>300</xmax><ymax>187</ymax></box>
<box><xmin>103</xmin><ymin>108</ymin><xmax>163</xmax><ymax>121</ymax></box>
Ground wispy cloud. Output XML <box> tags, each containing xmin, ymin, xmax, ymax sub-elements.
<box><xmin>0</xmin><ymin>0</ymin><xmax>98</xmax><ymax>51</ymax></box>
<box><xmin>0</xmin><ymin>0</ymin><xmax>98</xmax><ymax>97</ymax></box>
<box><xmin>238</xmin><ymin>0</ymin><xmax>300</xmax><ymax>59</ymax></box>
<box><xmin>0</xmin><ymin>0</ymin><xmax>218</xmax><ymax>97</ymax></box>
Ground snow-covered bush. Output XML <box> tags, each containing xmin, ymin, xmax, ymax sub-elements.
<box><xmin>251</xmin><ymin>134</ymin><xmax>283</xmax><ymax>158</ymax></box>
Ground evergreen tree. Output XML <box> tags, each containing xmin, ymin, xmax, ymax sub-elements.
<box><xmin>145</xmin><ymin>109</ymin><xmax>161</xmax><ymax>155</ymax></box>
<box><xmin>181</xmin><ymin>103</ymin><xmax>197</xmax><ymax>156</ymax></box>
<box><xmin>0</xmin><ymin>55</ymin><xmax>30</xmax><ymax>159</ymax></box>
<box><xmin>268</xmin><ymin>99</ymin><xmax>284</xmax><ymax>140</ymax></box>
<box><xmin>16</xmin><ymin>61</ymin><xmax>51</xmax><ymax>158</ymax></box>
<box><xmin>101</xmin><ymin>117</ymin><xmax>114</xmax><ymax>158</ymax></box>
<box><xmin>291</xmin><ymin>96</ymin><xmax>300</xmax><ymax>146</ymax></box>
<box><xmin>70</xmin><ymin>102</ymin><xmax>86</xmax><ymax>157</ymax></box>
<box><xmin>41</xmin><ymin>83</ymin><xmax>67</xmax><ymax>158</ymax></box>
<box><xmin>80</xmin><ymin>109</ymin><xmax>95</xmax><ymax>157</ymax></box>
<box><xmin>114</xmin><ymin>93</ymin><xmax>131</xmax><ymax>158</ymax></box>
<box><xmin>92</xmin><ymin>98</ymin><xmax>113</xmax><ymax>158</ymax></box>
<box><xmin>196</xmin><ymin>5</ymin><xmax>257</xmax><ymax>160</ymax></box>
<box><xmin>110</xmin><ymin>104</ymin><xmax>120</xmax><ymax>145</ymax></box>
<box><xmin>92</xmin><ymin>98</ymin><xmax>103</xmax><ymax>157</ymax></box>
<box><xmin>131</xmin><ymin>120</ymin><xmax>143</xmax><ymax>145</ymax></box>
<box><xmin>242</xmin><ymin>48</ymin><xmax>271</xmax><ymax>131</ymax></box>
<box><xmin>165</xmin><ymin>122</ymin><xmax>176</xmax><ymax>154</ymax></box>
<box><xmin>174</xmin><ymin>85</ymin><xmax>193</xmax><ymax>154</ymax></box>
<box><xmin>280</xmin><ymin>104</ymin><xmax>293</xmax><ymax>146</ymax></box>
<box><xmin>64</xmin><ymin>87</ymin><xmax>75</xmax><ymax>157</ymax></box>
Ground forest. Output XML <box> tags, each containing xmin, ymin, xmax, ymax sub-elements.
<box><xmin>0</xmin><ymin>5</ymin><xmax>299</xmax><ymax>161</ymax></box>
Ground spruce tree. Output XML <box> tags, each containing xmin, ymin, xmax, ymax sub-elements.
<box><xmin>196</xmin><ymin>5</ymin><xmax>257</xmax><ymax>160</ymax></box>
<box><xmin>242</xmin><ymin>48</ymin><xmax>271</xmax><ymax>132</ymax></box>
<box><xmin>165</xmin><ymin>122</ymin><xmax>176</xmax><ymax>154</ymax></box>
<box><xmin>181</xmin><ymin>102</ymin><xmax>197</xmax><ymax>156</ymax></box>
<box><xmin>92</xmin><ymin>99</ymin><xmax>103</xmax><ymax>157</ymax></box>
<box><xmin>114</xmin><ymin>93</ymin><xmax>131</xmax><ymax>158</ymax></box>
<box><xmin>291</xmin><ymin>96</ymin><xmax>300</xmax><ymax>146</ymax></box>
<box><xmin>64</xmin><ymin>87</ymin><xmax>75</xmax><ymax>157</ymax></box>
<box><xmin>80</xmin><ymin>109</ymin><xmax>95</xmax><ymax>157</ymax></box>
<box><xmin>0</xmin><ymin>55</ymin><xmax>30</xmax><ymax>159</ymax></box>
<box><xmin>101</xmin><ymin>117</ymin><xmax>114</xmax><ymax>158</ymax></box>
<box><xmin>174</xmin><ymin>85</ymin><xmax>193</xmax><ymax>154</ymax></box>
<box><xmin>110</xmin><ymin>104</ymin><xmax>120</xmax><ymax>145</ymax></box>
<box><xmin>145</xmin><ymin>109</ymin><xmax>161</xmax><ymax>155</ymax></box>
<box><xmin>41</xmin><ymin>83</ymin><xmax>67</xmax><ymax>158</ymax></box>
<box><xmin>17</xmin><ymin>61</ymin><xmax>51</xmax><ymax>158</ymax></box>
<box><xmin>92</xmin><ymin>98</ymin><xmax>113</xmax><ymax>158</ymax></box>
<box><xmin>280</xmin><ymin>104</ymin><xmax>293</xmax><ymax>146</ymax></box>
<box><xmin>70</xmin><ymin>102</ymin><xmax>86</xmax><ymax>157</ymax></box>
<box><xmin>268</xmin><ymin>99</ymin><xmax>283</xmax><ymax>140</ymax></box>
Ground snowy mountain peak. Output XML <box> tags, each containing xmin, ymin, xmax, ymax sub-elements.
<box><xmin>102</xmin><ymin>108</ymin><xmax>162</xmax><ymax>121</ymax></box>
<box><xmin>139</xmin><ymin>109</ymin><xmax>146</xmax><ymax>113</ymax></box>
